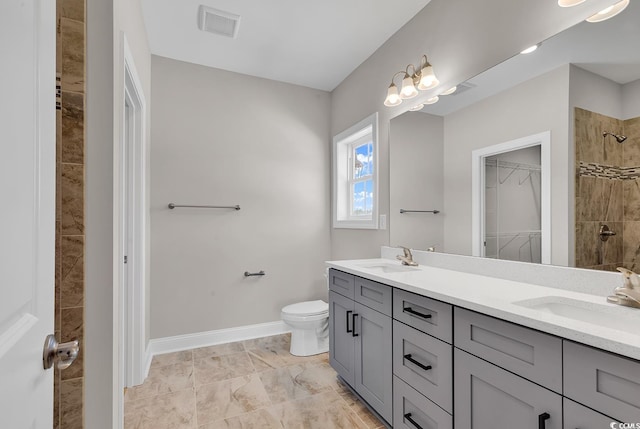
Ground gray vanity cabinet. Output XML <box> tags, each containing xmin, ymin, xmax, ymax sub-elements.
<box><xmin>563</xmin><ymin>399</ymin><xmax>619</xmax><ymax>429</ymax></box>
<box><xmin>328</xmin><ymin>269</ymin><xmax>393</xmax><ymax>424</ymax></box>
<box><xmin>354</xmin><ymin>301</ymin><xmax>393</xmax><ymax>423</ymax></box>
<box><xmin>329</xmin><ymin>290</ymin><xmax>355</xmax><ymax>386</ymax></box>
<box><xmin>454</xmin><ymin>348</ymin><xmax>562</xmax><ymax>429</ymax></box>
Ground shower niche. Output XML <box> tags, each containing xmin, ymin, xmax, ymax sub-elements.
<box><xmin>472</xmin><ymin>132</ymin><xmax>551</xmax><ymax>264</ymax></box>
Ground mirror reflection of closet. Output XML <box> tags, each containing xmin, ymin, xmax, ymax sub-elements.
<box><xmin>471</xmin><ymin>132</ymin><xmax>550</xmax><ymax>264</ymax></box>
<box><xmin>484</xmin><ymin>146</ymin><xmax>542</xmax><ymax>263</ymax></box>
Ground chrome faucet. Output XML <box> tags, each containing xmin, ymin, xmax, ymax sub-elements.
<box><xmin>607</xmin><ymin>268</ymin><xmax>640</xmax><ymax>309</ymax></box>
<box><xmin>396</xmin><ymin>246</ymin><xmax>418</xmax><ymax>266</ymax></box>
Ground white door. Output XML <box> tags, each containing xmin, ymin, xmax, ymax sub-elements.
<box><xmin>0</xmin><ymin>0</ymin><xmax>57</xmax><ymax>427</ymax></box>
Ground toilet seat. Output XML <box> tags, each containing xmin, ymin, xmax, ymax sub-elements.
<box><xmin>281</xmin><ymin>300</ymin><xmax>328</xmax><ymax>317</ymax></box>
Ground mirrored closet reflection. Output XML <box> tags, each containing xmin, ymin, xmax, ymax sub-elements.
<box><xmin>484</xmin><ymin>146</ymin><xmax>541</xmax><ymax>263</ymax></box>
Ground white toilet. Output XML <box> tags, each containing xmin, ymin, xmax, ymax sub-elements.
<box><xmin>281</xmin><ymin>300</ymin><xmax>329</xmax><ymax>356</ymax></box>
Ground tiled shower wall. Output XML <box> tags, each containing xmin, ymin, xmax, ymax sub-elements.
<box><xmin>575</xmin><ymin>107</ymin><xmax>640</xmax><ymax>271</ymax></box>
<box><xmin>55</xmin><ymin>0</ymin><xmax>86</xmax><ymax>427</ymax></box>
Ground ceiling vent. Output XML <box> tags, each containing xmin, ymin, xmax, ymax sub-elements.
<box><xmin>198</xmin><ymin>5</ymin><xmax>241</xmax><ymax>39</ymax></box>
<box><xmin>450</xmin><ymin>82</ymin><xmax>476</xmax><ymax>96</ymax></box>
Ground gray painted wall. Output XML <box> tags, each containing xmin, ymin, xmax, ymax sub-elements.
<box><xmin>443</xmin><ymin>66</ymin><xmax>571</xmax><ymax>265</ymax></box>
<box><xmin>389</xmin><ymin>112</ymin><xmax>444</xmax><ymax>250</ymax></box>
<box><xmin>622</xmin><ymin>79</ymin><xmax>640</xmax><ymax>120</ymax></box>
<box><xmin>150</xmin><ymin>56</ymin><xmax>331</xmax><ymax>338</ymax></box>
<box><xmin>330</xmin><ymin>0</ymin><xmax>614</xmax><ymax>260</ymax></box>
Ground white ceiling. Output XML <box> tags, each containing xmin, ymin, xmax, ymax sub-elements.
<box><xmin>141</xmin><ymin>0</ymin><xmax>431</xmax><ymax>91</ymax></box>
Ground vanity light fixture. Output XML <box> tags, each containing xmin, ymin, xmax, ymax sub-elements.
<box><xmin>586</xmin><ymin>0</ymin><xmax>629</xmax><ymax>22</ymax></box>
<box><xmin>520</xmin><ymin>44</ymin><xmax>539</xmax><ymax>54</ymax></box>
<box><xmin>409</xmin><ymin>104</ymin><xmax>425</xmax><ymax>111</ymax></box>
<box><xmin>424</xmin><ymin>96</ymin><xmax>440</xmax><ymax>105</ymax></box>
<box><xmin>441</xmin><ymin>86</ymin><xmax>457</xmax><ymax>95</ymax></box>
<box><xmin>384</xmin><ymin>55</ymin><xmax>439</xmax><ymax>107</ymax></box>
<box><xmin>557</xmin><ymin>0</ymin><xmax>586</xmax><ymax>7</ymax></box>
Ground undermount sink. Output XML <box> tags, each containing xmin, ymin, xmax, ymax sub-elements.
<box><xmin>513</xmin><ymin>296</ymin><xmax>639</xmax><ymax>335</ymax></box>
<box><xmin>356</xmin><ymin>261</ymin><xmax>420</xmax><ymax>274</ymax></box>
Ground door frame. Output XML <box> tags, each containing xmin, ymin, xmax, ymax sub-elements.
<box><xmin>471</xmin><ymin>131</ymin><xmax>551</xmax><ymax>263</ymax></box>
<box><xmin>116</xmin><ymin>34</ymin><xmax>148</xmax><ymax>397</ymax></box>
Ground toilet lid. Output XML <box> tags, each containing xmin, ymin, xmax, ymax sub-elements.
<box><xmin>282</xmin><ymin>300</ymin><xmax>328</xmax><ymax>316</ymax></box>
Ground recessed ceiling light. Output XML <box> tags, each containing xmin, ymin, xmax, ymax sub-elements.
<box><xmin>520</xmin><ymin>45</ymin><xmax>539</xmax><ymax>55</ymax></box>
<box><xmin>409</xmin><ymin>104</ymin><xmax>424</xmax><ymax>111</ymax></box>
<box><xmin>586</xmin><ymin>0</ymin><xmax>629</xmax><ymax>22</ymax></box>
<box><xmin>424</xmin><ymin>96</ymin><xmax>439</xmax><ymax>105</ymax></box>
<box><xmin>441</xmin><ymin>86</ymin><xmax>457</xmax><ymax>95</ymax></box>
<box><xmin>557</xmin><ymin>0</ymin><xmax>586</xmax><ymax>7</ymax></box>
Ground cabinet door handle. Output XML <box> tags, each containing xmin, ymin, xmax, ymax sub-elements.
<box><xmin>538</xmin><ymin>412</ymin><xmax>550</xmax><ymax>429</ymax></box>
<box><xmin>352</xmin><ymin>313</ymin><xmax>359</xmax><ymax>337</ymax></box>
<box><xmin>346</xmin><ymin>310</ymin><xmax>353</xmax><ymax>333</ymax></box>
<box><xmin>403</xmin><ymin>307</ymin><xmax>432</xmax><ymax>320</ymax></box>
<box><xmin>404</xmin><ymin>413</ymin><xmax>424</xmax><ymax>429</ymax></box>
<box><xmin>403</xmin><ymin>354</ymin><xmax>432</xmax><ymax>371</ymax></box>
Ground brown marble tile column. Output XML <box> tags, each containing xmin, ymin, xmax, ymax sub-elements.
<box><xmin>55</xmin><ymin>0</ymin><xmax>86</xmax><ymax>427</ymax></box>
<box><xmin>574</xmin><ymin>108</ymin><xmax>624</xmax><ymax>271</ymax></box>
<box><xmin>623</xmin><ymin>116</ymin><xmax>640</xmax><ymax>271</ymax></box>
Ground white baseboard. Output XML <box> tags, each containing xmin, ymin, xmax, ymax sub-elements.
<box><xmin>146</xmin><ymin>320</ymin><xmax>290</xmax><ymax>375</ymax></box>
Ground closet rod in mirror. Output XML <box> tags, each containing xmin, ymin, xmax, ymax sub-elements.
<box><xmin>400</xmin><ymin>209</ymin><xmax>440</xmax><ymax>214</ymax></box>
<box><xmin>168</xmin><ymin>203</ymin><xmax>241</xmax><ymax>210</ymax></box>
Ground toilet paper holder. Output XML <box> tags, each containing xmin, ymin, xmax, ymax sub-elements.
<box><xmin>244</xmin><ymin>270</ymin><xmax>265</xmax><ymax>277</ymax></box>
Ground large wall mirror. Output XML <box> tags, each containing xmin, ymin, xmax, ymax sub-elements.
<box><xmin>389</xmin><ymin>0</ymin><xmax>640</xmax><ymax>269</ymax></box>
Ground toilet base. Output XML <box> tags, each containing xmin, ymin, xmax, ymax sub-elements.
<box><xmin>289</xmin><ymin>324</ymin><xmax>329</xmax><ymax>356</ymax></box>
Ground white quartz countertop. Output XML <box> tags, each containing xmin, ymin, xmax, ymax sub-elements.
<box><xmin>326</xmin><ymin>258</ymin><xmax>640</xmax><ymax>361</ymax></box>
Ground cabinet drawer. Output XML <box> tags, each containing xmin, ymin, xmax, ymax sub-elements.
<box><xmin>454</xmin><ymin>348</ymin><xmax>562</xmax><ymax>429</ymax></box>
<box><xmin>453</xmin><ymin>308</ymin><xmax>562</xmax><ymax>393</ymax></box>
<box><xmin>393</xmin><ymin>289</ymin><xmax>452</xmax><ymax>343</ymax></box>
<box><xmin>354</xmin><ymin>277</ymin><xmax>392</xmax><ymax>316</ymax></box>
<box><xmin>393</xmin><ymin>376</ymin><xmax>452</xmax><ymax>429</ymax></box>
<box><xmin>329</xmin><ymin>269</ymin><xmax>354</xmax><ymax>299</ymax></box>
<box><xmin>564</xmin><ymin>341</ymin><xmax>640</xmax><ymax>422</ymax></box>
<box><xmin>393</xmin><ymin>321</ymin><xmax>452</xmax><ymax>413</ymax></box>
<box><xmin>563</xmin><ymin>398</ymin><xmax>619</xmax><ymax>429</ymax></box>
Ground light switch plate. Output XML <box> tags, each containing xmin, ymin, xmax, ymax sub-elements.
<box><xmin>379</xmin><ymin>214</ymin><xmax>387</xmax><ymax>230</ymax></box>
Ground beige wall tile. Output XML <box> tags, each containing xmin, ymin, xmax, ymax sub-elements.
<box><xmin>575</xmin><ymin>221</ymin><xmax>601</xmax><ymax>268</ymax></box>
<box><xmin>61</xmin><ymin>91</ymin><xmax>84</xmax><ymax>164</ymax></box>
<box><xmin>61</xmin><ymin>164</ymin><xmax>84</xmax><ymax>235</ymax></box>
<box><xmin>60</xmin><ymin>378</ymin><xmax>84</xmax><ymax>429</ymax></box>
<box><xmin>60</xmin><ymin>18</ymin><xmax>84</xmax><ymax>92</ymax></box>
<box><xmin>623</xmin><ymin>117</ymin><xmax>640</xmax><ymax>167</ymax></box>
<box><xmin>61</xmin><ymin>0</ymin><xmax>84</xmax><ymax>22</ymax></box>
<box><xmin>60</xmin><ymin>235</ymin><xmax>84</xmax><ymax>308</ymax></box>
<box><xmin>61</xmin><ymin>307</ymin><xmax>84</xmax><ymax>380</ymax></box>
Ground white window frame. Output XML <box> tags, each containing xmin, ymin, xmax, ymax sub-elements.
<box><xmin>333</xmin><ymin>112</ymin><xmax>379</xmax><ymax>229</ymax></box>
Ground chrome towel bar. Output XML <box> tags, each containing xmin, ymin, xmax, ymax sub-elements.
<box><xmin>244</xmin><ymin>271</ymin><xmax>265</xmax><ymax>277</ymax></box>
<box><xmin>168</xmin><ymin>203</ymin><xmax>240</xmax><ymax>210</ymax></box>
<box><xmin>400</xmin><ymin>209</ymin><xmax>440</xmax><ymax>214</ymax></box>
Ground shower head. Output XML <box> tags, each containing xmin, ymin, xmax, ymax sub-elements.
<box><xmin>603</xmin><ymin>131</ymin><xmax>627</xmax><ymax>143</ymax></box>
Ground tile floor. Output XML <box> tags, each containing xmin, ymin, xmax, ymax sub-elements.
<box><xmin>124</xmin><ymin>334</ymin><xmax>385</xmax><ymax>429</ymax></box>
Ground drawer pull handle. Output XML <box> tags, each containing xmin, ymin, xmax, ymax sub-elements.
<box><xmin>352</xmin><ymin>313</ymin><xmax>359</xmax><ymax>337</ymax></box>
<box><xmin>538</xmin><ymin>412</ymin><xmax>550</xmax><ymax>429</ymax></box>
<box><xmin>403</xmin><ymin>354</ymin><xmax>432</xmax><ymax>371</ymax></box>
<box><xmin>404</xmin><ymin>413</ymin><xmax>424</xmax><ymax>429</ymax></box>
<box><xmin>346</xmin><ymin>310</ymin><xmax>353</xmax><ymax>333</ymax></box>
<box><xmin>403</xmin><ymin>307</ymin><xmax>432</xmax><ymax>320</ymax></box>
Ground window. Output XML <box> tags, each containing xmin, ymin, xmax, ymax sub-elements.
<box><xmin>333</xmin><ymin>113</ymin><xmax>378</xmax><ymax>229</ymax></box>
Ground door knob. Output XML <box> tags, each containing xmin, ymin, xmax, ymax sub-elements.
<box><xmin>42</xmin><ymin>334</ymin><xmax>79</xmax><ymax>370</ymax></box>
